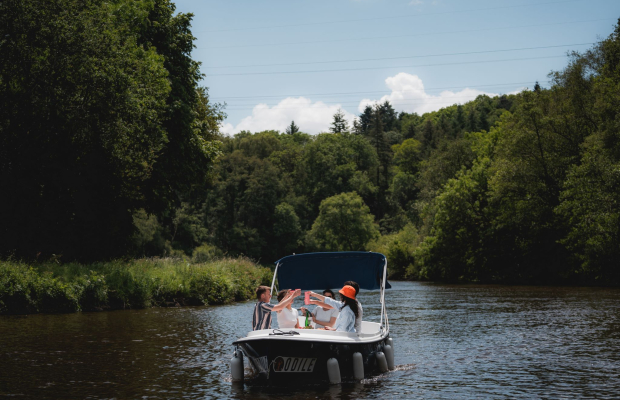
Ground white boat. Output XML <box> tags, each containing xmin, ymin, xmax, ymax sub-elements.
<box><xmin>231</xmin><ymin>251</ymin><xmax>394</xmax><ymax>383</ymax></box>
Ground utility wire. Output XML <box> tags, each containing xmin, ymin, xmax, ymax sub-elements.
<box><xmin>197</xmin><ymin>18</ymin><xmax>609</xmax><ymax>50</ymax></box>
<box><xmin>210</xmin><ymin>81</ymin><xmax>535</xmax><ymax>101</ymax></box>
<box><xmin>196</xmin><ymin>0</ymin><xmax>593</xmax><ymax>33</ymax></box>
<box><xmin>223</xmin><ymin>96</ymin><xmax>524</xmax><ymax>111</ymax></box>
<box><xmin>206</xmin><ymin>55</ymin><xmax>567</xmax><ymax>77</ymax></box>
<box><xmin>220</xmin><ymin>88</ymin><xmax>527</xmax><ymax>106</ymax></box>
<box><xmin>203</xmin><ymin>43</ymin><xmax>592</xmax><ymax>69</ymax></box>
<box><xmin>223</xmin><ymin>94</ymin><xmax>532</xmax><ymax>110</ymax></box>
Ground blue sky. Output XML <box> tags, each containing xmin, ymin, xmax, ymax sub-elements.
<box><xmin>172</xmin><ymin>0</ymin><xmax>620</xmax><ymax>134</ymax></box>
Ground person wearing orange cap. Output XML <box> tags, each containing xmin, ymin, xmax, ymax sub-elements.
<box><xmin>307</xmin><ymin>280</ymin><xmax>364</xmax><ymax>333</ymax></box>
<box><xmin>308</xmin><ymin>285</ymin><xmax>359</xmax><ymax>333</ymax></box>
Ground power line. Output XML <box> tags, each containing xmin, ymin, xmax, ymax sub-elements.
<box><xmin>203</xmin><ymin>43</ymin><xmax>592</xmax><ymax>69</ymax></box>
<box><xmin>197</xmin><ymin>18</ymin><xmax>609</xmax><ymax>50</ymax></box>
<box><xmin>220</xmin><ymin>87</ymin><xmax>528</xmax><ymax>106</ymax></box>
<box><xmin>223</xmin><ymin>93</ymin><xmax>532</xmax><ymax>109</ymax></box>
<box><xmin>196</xmin><ymin>0</ymin><xmax>591</xmax><ymax>34</ymax></box>
<box><xmin>210</xmin><ymin>81</ymin><xmax>535</xmax><ymax>102</ymax></box>
<box><xmin>223</xmin><ymin>95</ymin><xmax>527</xmax><ymax>111</ymax></box>
<box><xmin>206</xmin><ymin>55</ymin><xmax>567</xmax><ymax>77</ymax></box>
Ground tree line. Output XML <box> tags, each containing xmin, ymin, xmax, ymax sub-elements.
<box><xmin>1</xmin><ymin>1</ymin><xmax>618</xmax><ymax>285</ymax></box>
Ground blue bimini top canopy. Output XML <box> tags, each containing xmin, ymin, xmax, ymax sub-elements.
<box><xmin>274</xmin><ymin>252</ymin><xmax>391</xmax><ymax>291</ymax></box>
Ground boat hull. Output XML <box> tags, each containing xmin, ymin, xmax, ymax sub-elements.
<box><xmin>235</xmin><ymin>335</ymin><xmax>389</xmax><ymax>382</ymax></box>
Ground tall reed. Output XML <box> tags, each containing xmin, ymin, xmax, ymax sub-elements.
<box><xmin>0</xmin><ymin>258</ymin><xmax>271</xmax><ymax>315</ymax></box>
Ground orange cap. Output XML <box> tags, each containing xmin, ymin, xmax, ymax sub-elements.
<box><xmin>339</xmin><ymin>285</ymin><xmax>356</xmax><ymax>299</ymax></box>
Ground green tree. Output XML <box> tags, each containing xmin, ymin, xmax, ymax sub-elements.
<box><xmin>379</xmin><ymin>101</ymin><xmax>398</xmax><ymax>132</ymax></box>
<box><xmin>366</xmin><ymin>105</ymin><xmax>392</xmax><ymax>190</ymax></box>
<box><xmin>352</xmin><ymin>117</ymin><xmax>363</xmax><ymax>135</ymax></box>
<box><xmin>368</xmin><ymin>223</ymin><xmax>420</xmax><ymax>279</ymax></box>
<box><xmin>555</xmin><ymin>20</ymin><xmax>620</xmax><ymax>283</ymax></box>
<box><xmin>330</xmin><ymin>109</ymin><xmax>349</xmax><ymax>133</ymax></box>
<box><xmin>452</xmin><ymin>105</ymin><xmax>465</xmax><ymax>136</ymax></box>
<box><xmin>392</xmin><ymin>138</ymin><xmax>422</xmax><ymax>175</ymax></box>
<box><xmin>238</xmin><ymin>131</ymin><xmax>282</xmax><ymax>159</ymax></box>
<box><xmin>273</xmin><ymin>203</ymin><xmax>303</xmax><ymax>256</ymax></box>
<box><xmin>296</xmin><ymin>132</ymin><xmax>379</xmax><ymax>220</ymax></box>
<box><xmin>415</xmin><ymin>156</ymin><xmax>493</xmax><ymax>282</ymax></box>
<box><xmin>404</xmin><ymin>123</ymin><xmax>417</xmax><ymax>140</ymax></box>
<box><xmin>308</xmin><ymin>192</ymin><xmax>379</xmax><ymax>251</ymax></box>
<box><xmin>0</xmin><ymin>0</ymin><xmax>171</xmax><ymax>260</ymax></box>
<box><xmin>286</xmin><ymin>121</ymin><xmax>300</xmax><ymax>135</ymax></box>
<box><xmin>204</xmin><ymin>151</ymin><xmax>285</xmax><ymax>261</ymax></box>
<box><xmin>417</xmin><ymin>138</ymin><xmax>475</xmax><ymax>203</ymax></box>
<box><xmin>557</xmin><ymin>135</ymin><xmax>620</xmax><ymax>283</ymax></box>
<box><xmin>358</xmin><ymin>105</ymin><xmax>374</xmax><ymax>134</ymax></box>
<box><xmin>420</xmin><ymin>118</ymin><xmax>435</xmax><ymax>155</ymax></box>
<box><xmin>139</xmin><ymin>0</ymin><xmax>224</xmax><ymax>215</ymax></box>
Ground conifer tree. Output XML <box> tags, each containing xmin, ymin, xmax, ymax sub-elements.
<box><xmin>379</xmin><ymin>101</ymin><xmax>398</xmax><ymax>132</ymax></box>
<box><xmin>405</xmin><ymin>123</ymin><xmax>417</xmax><ymax>139</ymax></box>
<box><xmin>534</xmin><ymin>81</ymin><xmax>542</xmax><ymax>93</ymax></box>
<box><xmin>352</xmin><ymin>117</ymin><xmax>363</xmax><ymax>135</ymax></box>
<box><xmin>453</xmin><ymin>104</ymin><xmax>465</xmax><ymax>136</ymax></box>
<box><xmin>467</xmin><ymin>109</ymin><xmax>477</xmax><ymax>132</ymax></box>
<box><xmin>330</xmin><ymin>109</ymin><xmax>349</xmax><ymax>133</ymax></box>
<box><xmin>421</xmin><ymin>118</ymin><xmax>435</xmax><ymax>155</ymax></box>
<box><xmin>359</xmin><ymin>105</ymin><xmax>373</xmax><ymax>134</ymax></box>
<box><xmin>286</xmin><ymin>120</ymin><xmax>300</xmax><ymax>135</ymax></box>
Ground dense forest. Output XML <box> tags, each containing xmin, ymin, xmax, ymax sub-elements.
<box><xmin>1</xmin><ymin>0</ymin><xmax>619</xmax><ymax>286</ymax></box>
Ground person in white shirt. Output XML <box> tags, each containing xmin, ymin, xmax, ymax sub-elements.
<box><xmin>301</xmin><ymin>289</ymin><xmax>339</xmax><ymax>328</ymax></box>
<box><xmin>309</xmin><ymin>285</ymin><xmax>358</xmax><ymax>333</ymax></box>
<box><xmin>276</xmin><ymin>289</ymin><xmax>301</xmax><ymax>329</ymax></box>
<box><xmin>308</xmin><ymin>281</ymin><xmax>363</xmax><ymax>334</ymax></box>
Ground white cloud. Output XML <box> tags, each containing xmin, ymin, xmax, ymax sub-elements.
<box><xmin>220</xmin><ymin>97</ymin><xmax>356</xmax><ymax>136</ymax></box>
<box><xmin>220</xmin><ymin>74</ymin><xmax>519</xmax><ymax>136</ymax></box>
<box><xmin>358</xmin><ymin>72</ymin><xmax>499</xmax><ymax>115</ymax></box>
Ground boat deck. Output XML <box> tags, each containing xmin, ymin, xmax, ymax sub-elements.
<box><xmin>235</xmin><ymin>321</ymin><xmax>386</xmax><ymax>344</ymax></box>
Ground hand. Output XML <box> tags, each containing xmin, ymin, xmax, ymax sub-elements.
<box><xmin>308</xmin><ymin>291</ymin><xmax>318</xmax><ymax>298</ymax></box>
<box><xmin>300</xmin><ymin>307</ymin><xmax>308</xmax><ymax>314</ymax></box>
<box><xmin>325</xmin><ymin>326</ymin><xmax>335</xmax><ymax>331</ymax></box>
<box><xmin>294</xmin><ymin>289</ymin><xmax>302</xmax><ymax>297</ymax></box>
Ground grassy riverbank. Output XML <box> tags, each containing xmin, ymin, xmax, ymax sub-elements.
<box><xmin>0</xmin><ymin>258</ymin><xmax>272</xmax><ymax>315</ymax></box>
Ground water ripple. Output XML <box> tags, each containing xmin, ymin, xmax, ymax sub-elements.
<box><xmin>1</xmin><ymin>282</ymin><xmax>619</xmax><ymax>399</ymax></box>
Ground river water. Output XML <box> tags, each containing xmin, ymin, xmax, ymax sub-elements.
<box><xmin>1</xmin><ymin>281</ymin><xmax>619</xmax><ymax>399</ymax></box>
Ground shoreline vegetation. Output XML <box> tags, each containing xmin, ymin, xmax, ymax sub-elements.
<box><xmin>0</xmin><ymin>258</ymin><xmax>271</xmax><ymax>315</ymax></box>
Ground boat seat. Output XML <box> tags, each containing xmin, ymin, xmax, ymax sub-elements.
<box><xmin>295</xmin><ymin>317</ymin><xmax>381</xmax><ymax>335</ymax></box>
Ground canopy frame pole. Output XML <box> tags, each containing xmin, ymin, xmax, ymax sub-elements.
<box><xmin>380</xmin><ymin>257</ymin><xmax>388</xmax><ymax>331</ymax></box>
<box><xmin>270</xmin><ymin>262</ymin><xmax>280</xmax><ymax>295</ymax></box>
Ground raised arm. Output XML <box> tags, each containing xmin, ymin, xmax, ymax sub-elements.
<box><xmin>308</xmin><ymin>291</ymin><xmax>325</xmax><ymax>301</ymax></box>
<box><xmin>272</xmin><ymin>289</ymin><xmax>300</xmax><ymax>312</ymax></box>
<box><xmin>308</xmin><ymin>291</ymin><xmax>335</xmax><ymax>309</ymax></box>
<box><xmin>310</xmin><ymin>300</ymin><xmax>334</xmax><ymax>310</ymax></box>
<box><xmin>308</xmin><ymin>300</ymin><xmax>330</xmax><ymax>309</ymax></box>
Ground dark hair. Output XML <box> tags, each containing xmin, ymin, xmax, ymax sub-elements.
<box><xmin>277</xmin><ymin>289</ymin><xmax>290</xmax><ymax>302</ymax></box>
<box><xmin>256</xmin><ymin>285</ymin><xmax>270</xmax><ymax>300</ymax></box>
<box><xmin>323</xmin><ymin>289</ymin><xmax>335</xmax><ymax>298</ymax></box>
<box><xmin>344</xmin><ymin>281</ymin><xmax>359</xmax><ymax>295</ymax></box>
<box><xmin>340</xmin><ymin>292</ymin><xmax>359</xmax><ymax>318</ymax></box>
